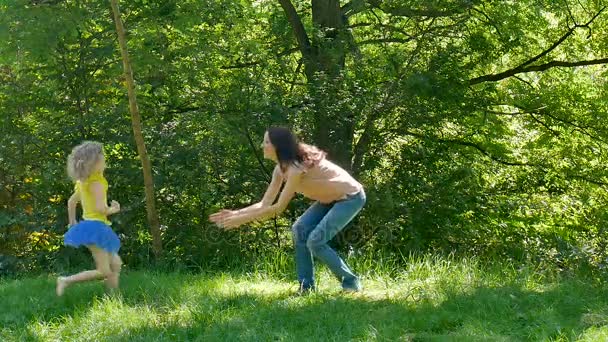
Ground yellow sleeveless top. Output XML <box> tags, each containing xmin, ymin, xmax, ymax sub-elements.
<box><xmin>75</xmin><ymin>171</ymin><xmax>111</xmax><ymax>225</ymax></box>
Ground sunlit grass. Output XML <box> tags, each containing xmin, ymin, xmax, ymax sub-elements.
<box><xmin>2</xmin><ymin>254</ymin><xmax>608</xmax><ymax>341</ymax></box>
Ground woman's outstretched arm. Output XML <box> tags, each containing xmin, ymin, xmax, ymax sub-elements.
<box><xmin>209</xmin><ymin>166</ymin><xmax>283</xmax><ymax>224</ymax></box>
<box><xmin>211</xmin><ymin>168</ymin><xmax>301</xmax><ymax>229</ymax></box>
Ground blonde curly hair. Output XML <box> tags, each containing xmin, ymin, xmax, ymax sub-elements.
<box><xmin>67</xmin><ymin>141</ymin><xmax>104</xmax><ymax>181</ymax></box>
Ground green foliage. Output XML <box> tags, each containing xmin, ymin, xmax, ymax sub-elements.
<box><xmin>1</xmin><ymin>0</ymin><xmax>608</xmax><ymax>275</ymax></box>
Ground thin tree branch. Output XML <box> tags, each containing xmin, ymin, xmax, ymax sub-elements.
<box><xmin>527</xmin><ymin>106</ymin><xmax>608</xmax><ymax>144</ymax></box>
<box><xmin>519</xmin><ymin>27</ymin><xmax>577</xmax><ymax>69</ymax></box>
<box><xmin>289</xmin><ymin>59</ymin><xmax>304</xmax><ymax>93</ymax></box>
<box><xmin>393</xmin><ymin>130</ymin><xmax>608</xmax><ymax>186</ymax></box>
<box><xmin>470</xmin><ymin>6</ymin><xmax>607</xmax><ymax>84</ymax></box>
<box><xmin>352</xmin><ymin>22</ymin><xmax>436</xmax><ymax>174</ymax></box>
<box><xmin>244</xmin><ymin>128</ymin><xmax>271</xmax><ymax>182</ymax></box>
<box><xmin>30</xmin><ymin>0</ymin><xmax>64</xmax><ymax>5</ymax></box>
<box><xmin>470</xmin><ymin>58</ymin><xmax>608</xmax><ymax>84</ymax></box>
<box><xmin>389</xmin><ymin>129</ymin><xmax>538</xmax><ymax>167</ymax></box>
<box><xmin>221</xmin><ymin>61</ymin><xmax>262</xmax><ymax>70</ymax></box>
<box><xmin>434</xmin><ymin>138</ymin><xmax>536</xmax><ymax>167</ymax></box>
<box><xmin>566</xmin><ymin>173</ymin><xmax>608</xmax><ymax>186</ymax></box>
<box><xmin>519</xmin><ymin>58</ymin><xmax>608</xmax><ymax>71</ymax></box>
<box><xmin>528</xmin><ymin>111</ymin><xmax>560</xmax><ymax>136</ymax></box>
<box><xmin>513</xmin><ymin>75</ymin><xmax>535</xmax><ymax>88</ymax></box>
<box><xmin>357</xmin><ymin>37</ymin><xmax>415</xmax><ymax>45</ymax></box>
<box><xmin>367</xmin><ymin>0</ymin><xmax>473</xmax><ymax>18</ymax></box>
<box><xmin>348</xmin><ymin>22</ymin><xmax>414</xmax><ymax>39</ymax></box>
<box><xmin>277</xmin><ymin>0</ymin><xmax>312</xmax><ymax>58</ymax></box>
<box><xmin>341</xmin><ymin>0</ymin><xmax>366</xmax><ymax>17</ymax></box>
<box><xmin>471</xmin><ymin>7</ymin><xmax>503</xmax><ymax>37</ymax></box>
<box><xmin>220</xmin><ymin>48</ymin><xmax>299</xmax><ymax>70</ymax></box>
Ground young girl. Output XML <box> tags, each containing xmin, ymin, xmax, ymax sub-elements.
<box><xmin>209</xmin><ymin>127</ymin><xmax>366</xmax><ymax>293</ymax></box>
<box><xmin>56</xmin><ymin>141</ymin><xmax>122</xmax><ymax>296</ymax></box>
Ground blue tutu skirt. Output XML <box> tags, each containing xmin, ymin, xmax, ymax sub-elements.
<box><xmin>64</xmin><ymin>220</ymin><xmax>120</xmax><ymax>254</ymax></box>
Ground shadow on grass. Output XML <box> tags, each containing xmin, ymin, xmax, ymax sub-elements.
<box><xmin>2</xmin><ymin>272</ymin><xmax>608</xmax><ymax>341</ymax></box>
<box><xmin>0</xmin><ymin>271</ymin><xmax>225</xmax><ymax>341</ymax></box>
<box><xmin>108</xmin><ymin>283</ymin><xmax>608</xmax><ymax>341</ymax></box>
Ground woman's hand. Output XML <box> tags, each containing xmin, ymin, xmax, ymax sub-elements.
<box><xmin>209</xmin><ymin>209</ymin><xmax>248</xmax><ymax>229</ymax></box>
<box><xmin>218</xmin><ymin>214</ymin><xmax>250</xmax><ymax>229</ymax></box>
<box><xmin>209</xmin><ymin>209</ymin><xmax>236</xmax><ymax>223</ymax></box>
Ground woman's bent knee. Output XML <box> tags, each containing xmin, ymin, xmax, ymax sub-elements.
<box><xmin>292</xmin><ymin>223</ymin><xmax>310</xmax><ymax>244</ymax></box>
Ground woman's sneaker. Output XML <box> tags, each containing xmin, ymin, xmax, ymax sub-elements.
<box><xmin>298</xmin><ymin>281</ymin><xmax>316</xmax><ymax>295</ymax></box>
<box><xmin>342</xmin><ymin>277</ymin><xmax>362</xmax><ymax>292</ymax></box>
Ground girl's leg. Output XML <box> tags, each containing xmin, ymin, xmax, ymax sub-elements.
<box><xmin>105</xmin><ymin>253</ymin><xmax>122</xmax><ymax>289</ymax></box>
<box><xmin>56</xmin><ymin>245</ymin><xmax>113</xmax><ymax>296</ymax></box>
<box><xmin>306</xmin><ymin>191</ymin><xmax>366</xmax><ymax>291</ymax></box>
<box><xmin>292</xmin><ymin>202</ymin><xmax>331</xmax><ymax>291</ymax></box>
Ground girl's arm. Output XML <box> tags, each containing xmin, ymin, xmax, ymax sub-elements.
<box><xmin>218</xmin><ymin>169</ymin><xmax>301</xmax><ymax>228</ymax></box>
<box><xmin>210</xmin><ymin>166</ymin><xmax>283</xmax><ymax>222</ymax></box>
<box><xmin>67</xmin><ymin>191</ymin><xmax>80</xmax><ymax>226</ymax></box>
<box><xmin>90</xmin><ymin>182</ymin><xmax>120</xmax><ymax>216</ymax></box>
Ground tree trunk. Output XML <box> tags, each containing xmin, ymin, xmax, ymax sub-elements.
<box><xmin>311</xmin><ymin>0</ymin><xmax>345</xmax><ymax>76</ymax></box>
<box><xmin>109</xmin><ymin>0</ymin><xmax>163</xmax><ymax>258</ymax></box>
<box><xmin>278</xmin><ymin>1</ymin><xmax>355</xmax><ymax>170</ymax></box>
<box><xmin>309</xmin><ymin>0</ymin><xmax>354</xmax><ymax>170</ymax></box>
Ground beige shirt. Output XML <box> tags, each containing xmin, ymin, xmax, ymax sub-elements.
<box><xmin>279</xmin><ymin>159</ymin><xmax>362</xmax><ymax>204</ymax></box>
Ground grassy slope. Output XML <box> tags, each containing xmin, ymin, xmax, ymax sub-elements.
<box><xmin>2</xmin><ymin>256</ymin><xmax>608</xmax><ymax>341</ymax></box>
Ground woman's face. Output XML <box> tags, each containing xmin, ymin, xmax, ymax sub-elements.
<box><xmin>262</xmin><ymin>131</ymin><xmax>277</xmax><ymax>161</ymax></box>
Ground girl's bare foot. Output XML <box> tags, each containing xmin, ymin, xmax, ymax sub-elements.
<box><xmin>56</xmin><ymin>276</ymin><xmax>68</xmax><ymax>296</ymax></box>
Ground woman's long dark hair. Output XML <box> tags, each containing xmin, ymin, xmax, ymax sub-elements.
<box><xmin>267</xmin><ymin>127</ymin><xmax>326</xmax><ymax>172</ymax></box>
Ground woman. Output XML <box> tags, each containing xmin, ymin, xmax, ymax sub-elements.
<box><xmin>209</xmin><ymin>127</ymin><xmax>366</xmax><ymax>293</ymax></box>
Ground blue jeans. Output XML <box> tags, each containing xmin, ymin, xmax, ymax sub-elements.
<box><xmin>292</xmin><ymin>189</ymin><xmax>366</xmax><ymax>290</ymax></box>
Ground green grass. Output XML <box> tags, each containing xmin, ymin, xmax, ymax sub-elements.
<box><xmin>2</xmin><ymin>255</ymin><xmax>608</xmax><ymax>341</ymax></box>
